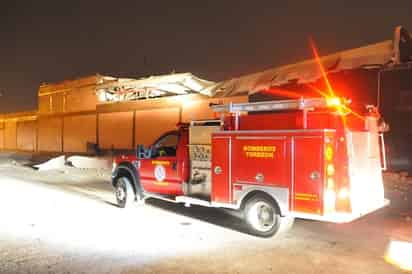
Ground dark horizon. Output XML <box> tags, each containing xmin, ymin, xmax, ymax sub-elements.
<box><xmin>1</xmin><ymin>1</ymin><xmax>411</xmax><ymax>113</ymax></box>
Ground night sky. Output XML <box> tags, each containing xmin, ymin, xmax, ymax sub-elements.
<box><xmin>1</xmin><ymin>1</ymin><xmax>411</xmax><ymax>113</ymax></box>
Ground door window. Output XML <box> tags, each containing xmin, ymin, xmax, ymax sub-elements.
<box><xmin>152</xmin><ymin>132</ymin><xmax>179</xmax><ymax>157</ymax></box>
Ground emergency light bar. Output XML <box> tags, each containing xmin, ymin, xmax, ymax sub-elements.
<box><xmin>211</xmin><ymin>97</ymin><xmax>340</xmax><ymax>113</ymax></box>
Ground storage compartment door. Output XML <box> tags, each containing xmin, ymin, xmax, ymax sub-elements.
<box><xmin>211</xmin><ymin>137</ymin><xmax>231</xmax><ymax>203</ymax></box>
<box><xmin>293</xmin><ymin>136</ymin><xmax>323</xmax><ymax>215</ymax></box>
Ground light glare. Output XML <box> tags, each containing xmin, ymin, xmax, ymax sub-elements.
<box><xmin>385</xmin><ymin>240</ymin><xmax>412</xmax><ymax>271</ymax></box>
<box><xmin>338</xmin><ymin>188</ymin><xmax>349</xmax><ymax>200</ymax></box>
<box><xmin>327</xmin><ymin>164</ymin><xmax>335</xmax><ymax>176</ymax></box>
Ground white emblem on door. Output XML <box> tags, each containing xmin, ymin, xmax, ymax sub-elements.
<box><xmin>154</xmin><ymin>165</ymin><xmax>166</xmax><ymax>182</ymax></box>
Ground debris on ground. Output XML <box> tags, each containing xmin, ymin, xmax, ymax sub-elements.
<box><xmin>31</xmin><ymin>155</ymin><xmax>112</xmax><ymax>171</ymax></box>
<box><xmin>66</xmin><ymin>156</ymin><xmax>111</xmax><ymax>169</ymax></box>
<box><xmin>383</xmin><ymin>172</ymin><xmax>412</xmax><ymax>219</ymax></box>
<box><xmin>33</xmin><ymin>155</ymin><xmax>66</xmax><ymax>171</ymax></box>
<box><xmin>383</xmin><ymin>172</ymin><xmax>412</xmax><ymax>194</ymax></box>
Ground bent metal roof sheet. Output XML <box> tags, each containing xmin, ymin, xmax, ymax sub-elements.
<box><xmin>96</xmin><ymin>72</ymin><xmax>216</xmax><ymax>102</ymax></box>
<box><xmin>205</xmin><ymin>40</ymin><xmax>394</xmax><ymax>97</ymax></box>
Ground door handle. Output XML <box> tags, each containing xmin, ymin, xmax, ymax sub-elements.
<box><xmin>172</xmin><ymin>161</ymin><xmax>177</xmax><ymax>170</ymax></box>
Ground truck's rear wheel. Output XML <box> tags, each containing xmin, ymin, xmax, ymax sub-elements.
<box><xmin>244</xmin><ymin>195</ymin><xmax>281</xmax><ymax>237</ymax></box>
<box><xmin>115</xmin><ymin>177</ymin><xmax>136</xmax><ymax>208</ymax></box>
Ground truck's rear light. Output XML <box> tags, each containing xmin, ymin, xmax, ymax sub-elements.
<box><xmin>327</xmin><ymin>178</ymin><xmax>335</xmax><ymax>189</ymax></box>
<box><xmin>326</xmin><ymin>164</ymin><xmax>335</xmax><ymax>176</ymax></box>
<box><xmin>336</xmin><ymin>183</ymin><xmax>351</xmax><ymax>212</ymax></box>
<box><xmin>324</xmin><ymin>189</ymin><xmax>336</xmax><ymax>213</ymax></box>
<box><xmin>325</xmin><ymin>145</ymin><xmax>333</xmax><ymax>161</ymax></box>
<box><xmin>338</xmin><ymin>187</ymin><xmax>349</xmax><ymax>200</ymax></box>
<box><xmin>324</xmin><ymin>133</ymin><xmax>352</xmax><ymax>214</ymax></box>
<box><xmin>324</xmin><ymin>135</ymin><xmax>337</xmax><ymax>214</ymax></box>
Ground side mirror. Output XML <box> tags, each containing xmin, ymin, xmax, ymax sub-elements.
<box><xmin>137</xmin><ymin>144</ymin><xmax>153</xmax><ymax>159</ymax></box>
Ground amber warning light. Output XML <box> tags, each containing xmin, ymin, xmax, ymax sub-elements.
<box><xmin>326</xmin><ymin>97</ymin><xmax>342</xmax><ymax>108</ymax></box>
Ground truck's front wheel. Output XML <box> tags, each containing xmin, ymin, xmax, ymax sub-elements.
<box><xmin>115</xmin><ymin>177</ymin><xmax>135</xmax><ymax>208</ymax></box>
<box><xmin>244</xmin><ymin>195</ymin><xmax>281</xmax><ymax>237</ymax></box>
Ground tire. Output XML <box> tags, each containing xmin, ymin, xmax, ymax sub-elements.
<box><xmin>279</xmin><ymin>215</ymin><xmax>295</xmax><ymax>234</ymax></box>
<box><xmin>115</xmin><ymin>177</ymin><xmax>136</xmax><ymax>208</ymax></box>
<box><xmin>244</xmin><ymin>194</ymin><xmax>281</xmax><ymax>237</ymax></box>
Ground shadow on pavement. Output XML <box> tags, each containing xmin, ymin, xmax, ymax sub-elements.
<box><xmin>145</xmin><ymin>198</ymin><xmax>251</xmax><ymax>235</ymax></box>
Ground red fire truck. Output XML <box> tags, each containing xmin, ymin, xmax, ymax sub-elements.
<box><xmin>112</xmin><ymin>97</ymin><xmax>389</xmax><ymax>237</ymax></box>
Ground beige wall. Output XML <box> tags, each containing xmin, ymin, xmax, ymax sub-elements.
<box><xmin>38</xmin><ymin>75</ymin><xmax>100</xmax><ymax>115</ymax></box>
<box><xmin>0</xmin><ymin>122</ymin><xmax>3</xmax><ymax>149</ymax></box>
<box><xmin>63</xmin><ymin>114</ymin><xmax>96</xmax><ymax>152</ymax></box>
<box><xmin>39</xmin><ymin>88</ymin><xmax>97</xmax><ymax>114</ymax></box>
<box><xmin>99</xmin><ymin>112</ymin><xmax>133</xmax><ymax>149</ymax></box>
<box><xmin>4</xmin><ymin>120</ymin><xmax>17</xmax><ymax>150</ymax></box>
<box><xmin>17</xmin><ymin>120</ymin><xmax>37</xmax><ymax>151</ymax></box>
<box><xmin>38</xmin><ymin>95</ymin><xmax>51</xmax><ymax>113</ymax></box>
<box><xmin>50</xmin><ymin>93</ymin><xmax>65</xmax><ymax>113</ymax></box>
<box><xmin>0</xmin><ymin>129</ymin><xmax>4</xmax><ymax>150</ymax></box>
<box><xmin>38</xmin><ymin>117</ymin><xmax>62</xmax><ymax>152</ymax></box>
<box><xmin>135</xmin><ymin>107</ymin><xmax>180</xmax><ymax>146</ymax></box>
<box><xmin>65</xmin><ymin>87</ymin><xmax>98</xmax><ymax>113</ymax></box>
<box><xmin>1</xmin><ymin>94</ymin><xmax>248</xmax><ymax>153</ymax></box>
<box><xmin>38</xmin><ymin>93</ymin><xmax>65</xmax><ymax>114</ymax></box>
<box><xmin>96</xmin><ymin>95</ymin><xmax>247</xmax><ymax>148</ymax></box>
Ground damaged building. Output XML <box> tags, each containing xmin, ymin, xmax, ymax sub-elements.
<box><xmin>0</xmin><ymin>26</ymin><xmax>411</xmax><ymax>173</ymax></box>
<box><xmin>0</xmin><ymin>73</ymin><xmax>246</xmax><ymax>153</ymax></box>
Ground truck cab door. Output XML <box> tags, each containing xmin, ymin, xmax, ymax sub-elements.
<box><xmin>138</xmin><ymin>131</ymin><xmax>183</xmax><ymax>195</ymax></box>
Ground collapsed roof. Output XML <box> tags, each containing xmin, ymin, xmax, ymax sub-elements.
<box><xmin>206</xmin><ymin>26</ymin><xmax>412</xmax><ymax>97</ymax></box>
<box><xmin>95</xmin><ymin>26</ymin><xmax>411</xmax><ymax>102</ymax></box>
<box><xmin>96</xmin><ymin>72</ymin><xmax>215</xmax><ymax>102</ymax></box>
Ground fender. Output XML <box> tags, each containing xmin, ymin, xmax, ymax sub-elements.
<box><xmin>112</xmin><ymin>162</ymin><xmax>144</xmax><ymax>198</ymax></box>
<box><xmin>233</xmin><ymin>185</ymin><xmax>290</xmax><ymax>216</ymax></box>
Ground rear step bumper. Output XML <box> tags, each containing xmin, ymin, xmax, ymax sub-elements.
<box><xmin>292</xmin><ymin>198</ymin><xmax>390</xmax><ymax>223</ymax></box>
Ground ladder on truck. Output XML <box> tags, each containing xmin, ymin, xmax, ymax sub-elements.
<box><xmin>211</xmin><ymin>97</ymin><xmax>337</xmax><ymax>113</ymax></box>
<box><xmin>211</xmin><ymin>97</ymin><xmax>341</xmax><ymax>130</ymax></box>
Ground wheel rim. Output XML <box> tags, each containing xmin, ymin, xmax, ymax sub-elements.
<box><xmin>116</xmin><ymin>183</ymin><xmax>126</xmax><ymax>202</ymax></box>
<box><xmin>248</xmin><ymin>201</ymin><xmax>276</xmax><ymax>232</ymax></box>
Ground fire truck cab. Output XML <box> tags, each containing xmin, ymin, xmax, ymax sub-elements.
<box><xmin>112</xmin><ymin>97</ymin><xmax>389</xmax><ymax>237</ymax></box>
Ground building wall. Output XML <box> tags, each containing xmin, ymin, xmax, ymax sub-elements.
<box><xmin>4</xmin><ymin>120</ymin><xmax>17</xmax><ymax>150</ymax></box>
<box><xmin>17</xmin><ymin>120</ymin><xmax>37</xmax><ymax>151</ymax></box>
<box><xmin>63</xmin><ymin>114</ymin><xmax>96</xmax><ymax>153</ymax></box>
<box><xmin>38</xmin><ymin>95</ymin><xmax>51</xmax><ymax>113</ymax></box>
<box><xmin>96</xmin><ymin>94</ymin><xmax>248</xmax><ymax>148</ymax></box>
<box><xmin>0</xmin><ymin>122</ymin><xmax>4</xmax><ymax>150</ymax></box>
<box><xmin>135</xmin><ymin>107</ymin><xmax>180</xmax><ymax>146</ymax></box>
<box><xmin>181</xmin><ymin>96</ymin><xmax>247</xmax><ymax>122</ymax></box>
<box><xmin>38</xmin><ymin>75</ymin><xmax>100</xmax><ymax>115</ymax></box>
<box><xmin>51</xmin><ymin>93</ymin><xmax>65</xmax><ymax>113</ymax></box>
<box><xmin>0</xmin><ymin>130</ymin><xmax>3</xmax><ymax>150</ymax></box>
<box><xmin>38</xmin><ymin>116</ymin><xmax>63</xmax><ymax>152</ymax></box>
<box><xmin>65</xmin><ymin>87</ymin><xmax>98</xmax><ymax>113</ymax></box>
<box><xmin>1</xmin><ymin>82</ymin><xmax>247</xmax><ymax>153</ymax></box>
<box><xmin>99</xmin><ymin>112</ymin><xmax>134</xmax><ymax>149</ymax></box>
